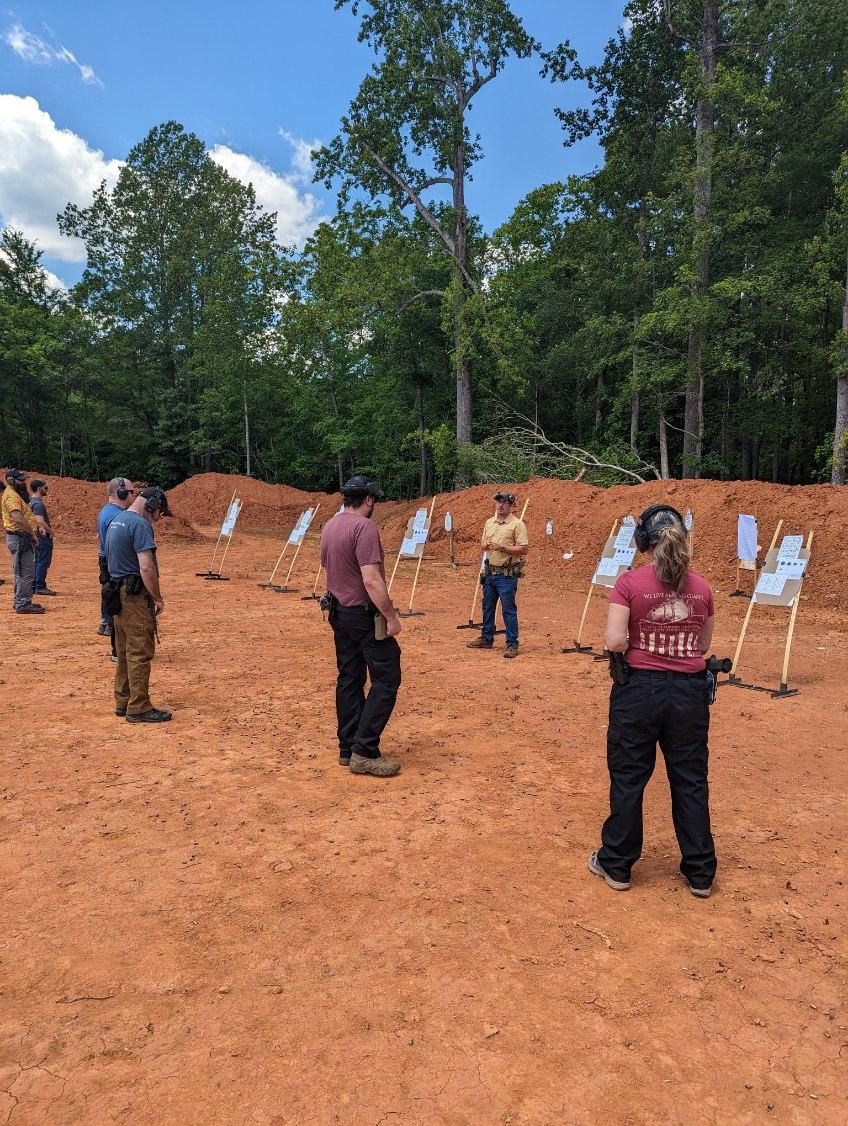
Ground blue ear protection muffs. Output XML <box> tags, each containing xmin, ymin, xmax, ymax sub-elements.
<box><xmin>634</xmin><ymin>504</ymin><xmax>685</xmax><ymax>553</ymax></box>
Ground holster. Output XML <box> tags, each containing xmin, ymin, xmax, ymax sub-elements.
<box><xmin>608</xmin><ymin>652</ymin><xmax>630</xmax><ymax>685</ymax></box>
<box><xmin>102</xmin><ymin>578</ymin><xmax>122</xmax><ymax>617</ymax></box>
<box><xmin>98</xmin><ymin>553</ymin><xmax>109</xmax><ymax>585</ymax></box>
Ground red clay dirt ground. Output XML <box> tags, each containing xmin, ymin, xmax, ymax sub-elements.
<box><xmin>1</xmin><ymin>475</ymin><xmax>847</xmax><ymax>1125</ymax></box>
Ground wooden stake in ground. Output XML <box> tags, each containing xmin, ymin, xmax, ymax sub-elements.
<box><xmin>214</xmin><ymin>500</ymin><xmax>242</xmax><ymax>578</ymax></box>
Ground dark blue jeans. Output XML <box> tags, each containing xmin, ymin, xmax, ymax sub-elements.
<box><xmin>35</xmin><ymin>534</ymin><xmax>53</xmax><ymax>589</ymax></box>
<box><xmin>597</xmin><ymin>670</ymin><xmax>716</xmax><ymax>889</ymax></box>
<box><xmin>482</xmin><ymin>573</ymin><xmax>519</xmax><ymax>646</ymax></box>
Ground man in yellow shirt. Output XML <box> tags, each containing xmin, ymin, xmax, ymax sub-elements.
<box><xmin>467</xmin><ymin>491</ymin><xmax>528</xmax><ymax>658</ymax></box>
<box><xmin>3</xmin><ymin>468</ymin><xmax>43</xmax><ymax>614</ymax></box>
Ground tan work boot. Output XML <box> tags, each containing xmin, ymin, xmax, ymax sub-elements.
<box><xmin>503</xmin><ymin>644</ymin><xmax>519</xmax><ymax>658</ymax></box>
<box><xmin>467</xmin><ymin>637</ymin><xmax>493</xmax><ymax>649</ymax></box>
<box><xmin>349</xmin><ymin>753</ymin><xmax>401</xmax><ymax>777</ymax></box>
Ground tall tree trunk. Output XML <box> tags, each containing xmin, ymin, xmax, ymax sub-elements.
<box><xmin>415</xmin><ymin>383</ymin><xmax>427</xmax><ymax>497</ymax></box>
<box><xmin>659</xmin><ymin>411</ymin><xmax>670</xmax><ymax>479</ymax></box>
<box><xmin>682</xmin><ymin>0</ymin><xmax>718</xmax><ymax>478</ymax></box>
<box><xmin>453</xmin><ymin>138</ymin><xmax>472</xmax><ymax>448</ymax></box>
<box><xmin>243</xmin><ymin>381</ymin><xmax>251</xmax><ymax>477</ymax></box>
<box><xmin>832</xmin><ymin>245</ymin><xmax>848</xmax><ymax>485</ymax></box>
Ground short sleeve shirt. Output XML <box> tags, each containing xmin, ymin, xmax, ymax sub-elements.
<box><xmin>97</xmin><ymin>502</ymin><xmax>126</xmax><ymax>553</ymax></box>
<box><xmin>29</xmin><ymin>496</ymin><xmax>51</xmax><ymax>529</ymax></box>
<box><xmin>105</xmin><ymin>512</ymin><xmax>156</xmax><ymax>579</ymax></box>
<box><xmin>320</xmin><ymin>511</ymin><xmax>385</xmax><ymax>607</ymax></box>
<box><xmin>610</xmin><ymin>563</ymin><xmax>715</xmax><ymax>672</ymax></box>
<box><xmin>482</xmin><ymin>514</ymin><xmax>528</xmax><ymax>566</ymax></box>
<box><xmin>2</xmin><ymin>486</ymin><xmax>37</xmax><ymax>534</ymax></box>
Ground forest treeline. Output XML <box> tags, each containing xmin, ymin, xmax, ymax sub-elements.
<box><xmin>1</xmin><ymin>0</ymin><xmax>847</xmax><ymax>493</ymax></box>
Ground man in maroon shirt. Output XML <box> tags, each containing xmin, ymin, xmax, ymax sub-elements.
<box><xmin>320</xmin><ymin>476</ymin><xmax>402</xmax><ymax>777</ymax></box>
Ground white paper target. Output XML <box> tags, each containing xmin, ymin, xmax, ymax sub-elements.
<box><xmin>613</xmin><ymin>525</ymin><xmax>636</xmax><ymax>551</ymax></box>
<box><xmin>613</xmin><ymin>545</ymin><xmax>636</xmax><ymax>566</ymax></box>
<box><xmin>684</xmin><ymin>509</ymin><xmax>693</xmax><ymax>531</ymax></box>
<box><xmin>400</xmin><ymin>536</ymin><xmax>417</xmax><ymax>556</ymax></box>
<box><xmin>754</xmin><ymin>572</ymin><xmax>786</xmax><ymax>598</ymax></box>
<box><xmin>221</xmin><ymin>499</ymin><xmax>241</xmax><ymax>536</ymax></box>
<box><xmin>545</xmin><ymin>520</ymin><xmax>553</xmax><ymax>536</ymax></box>
<box><xmin>595</xmin><ymin>556</ymin><xmax>621</xmax><ymax>579</ymax></box>
<box><xmin>737</xmin><ymin>514</ymin><xmax>757</xmax><ymax>562</ymax></box>
<box><xmin>412</xmin><ymin>508</ymin><xmax>428</xmax><ymax>535</ymax></box>
<box><xmin>775</xmin><ymin>557</ymin><xmax>807</xmax><ymax>579</ymax></box>
<box><xmin>777</xmin><ymin>535</ymin><xmax>804</xmax><ymax>561</ymax></box>
<box><xmin>444</xmin><ymin>512</ymin><xmax>453</xmax><ymax>533</ymax></box>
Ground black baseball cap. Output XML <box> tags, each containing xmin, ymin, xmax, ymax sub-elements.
<box><xmin>5</xmin><ymin>468</ymin><xmax>27</xmax><ymax>482</ymax></box>
<box><xmin>141</xmin><ymin>486</ymin><xmax>173</xmax><ymax>516</ymax></box>
<box><xmin>341</xmin><ymin>475</ymin><xmax>385</xmax><ymax>500</ymax></box>
<box><xmin>494</xmin><ymin>491</ymin><xmax>516</xmax><ymax>504</ymax></box>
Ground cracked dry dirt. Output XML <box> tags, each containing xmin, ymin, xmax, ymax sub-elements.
<box><xmin>1</xmin><ymin>538</ymin><xmax>846</xmax><ymax>1125</ymax></box>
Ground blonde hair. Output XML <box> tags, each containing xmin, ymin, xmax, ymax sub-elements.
<box><xmin>653</xmin><ymin>522</ymin><xmax>690</xmax><ymax>593</ymax></box>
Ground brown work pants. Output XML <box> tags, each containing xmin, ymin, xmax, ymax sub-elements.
<box><xmin>113</xmin><ymin>590</ymin><xmax>156</xmax><ymax>715</ymax></box>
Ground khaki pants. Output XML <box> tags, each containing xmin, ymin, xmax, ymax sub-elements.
<box><xmin>113</xmin><ymin>590</ymin><xmax>156</xmax><ymax>715</ymax></box>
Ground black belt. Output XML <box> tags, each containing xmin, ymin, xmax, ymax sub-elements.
<box><xmin>487</xmin><ymin>564</ymin><xmax>515</xmax><ymax>574</ymax></box>
<box><xmin>5</xmin><ymin>529</ymin><xmax>30</xmax><ymax>536</ymax></box>
<box><xmin>628</xmin><ymin>667</ymin><xmax>706</xmax><ymax>680</ymax></box>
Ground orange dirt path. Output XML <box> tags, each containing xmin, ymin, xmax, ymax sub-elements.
<box><xmin>1</xmin><ymin>538</ymin><xmax>846</xmax><ymax>1125</ymax></box>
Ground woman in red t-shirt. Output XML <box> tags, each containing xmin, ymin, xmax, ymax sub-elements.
<box><xmin>588</xmin><ymin>504</ymin><xmax>717</xmax><ymax>898</ymax></box>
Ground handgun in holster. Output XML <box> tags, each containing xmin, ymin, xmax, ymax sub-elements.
<box><xmin>608</xmin><ymin>651</ymin><xmax>630</xmax><ymax>685</ymax></box>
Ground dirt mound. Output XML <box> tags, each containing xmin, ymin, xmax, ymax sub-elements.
<box><xmin>2</xmin><ymin>470</ymin><xmax>200</xmax><ymax>543</ymax></box>
<box><xmin>168</xmin><ymin>472</ymin><xmax>335</xmax><ymax>536</ymax></box>
<box><xmin>376</xmin><ymin>478</ymin><xmax>847</xmax><ymax>607</ymax></box>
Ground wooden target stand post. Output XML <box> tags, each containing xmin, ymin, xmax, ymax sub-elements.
<box><xmin>456</xmin><ymin>498</ymin><xmax>529</xmax><ymax>632</ymax></box>
<box><xmin>259</xmin><ymin>505</ymin><xmax>321</xmax><ymax>593</ymax></box>
<box><xmin>730</xmin><ymin>513</ymin><xmax>759</xmax><ymax>597</ymax></box>
<box><xmin>729</xmin><ymin>525</ymin><xmax>812</xmax><ymax>699</ymax></box>
<box><xmin>563</xmin><ymin>517</ymin><xmax>636</xmax><ymax>655</ymax></box>
<box><xmin>301</xmin><ymin>503</ymin><xmax>345</xmax><ymax>600</ymax></box>
<box><xmin>196</xmin><ymin>492</ymin><xmax>243</xmax><ymax>580</ymax></box>
<box><xmin>387</xmin><ymin>496</ymin><xmax>436</xmax><ymax>617</ymax></box>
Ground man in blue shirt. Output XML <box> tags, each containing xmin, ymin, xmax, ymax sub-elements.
<box><xmin>105</xmin><ymin>486</ymin><xmax>172</xmax><ymax>723</ymax></box>
<box><xmin>29</xmin><ymin>480</ymin><xmax>55</xmax><ymax>595</ymax></box>
<box><xmin>96</xmin><ymin>477</ymin><xmax>135</xmax><ymax>645</ymax></box>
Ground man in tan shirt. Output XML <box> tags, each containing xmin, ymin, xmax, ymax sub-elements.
<box><xmin>467</xmin><ymin>491</ymin><xmax>528</xmax><ymax>658</ymax></box>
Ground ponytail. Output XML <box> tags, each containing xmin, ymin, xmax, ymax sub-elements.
<box><xmin>653</xmin><ymin>523</ymin><xmax>690</xmax><ymax>593</ymax></box>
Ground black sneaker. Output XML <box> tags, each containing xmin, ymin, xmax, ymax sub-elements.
<box><xmin>96</xmin><ymin>622</ymin><xmax>111</xmax><ymax>636</ymax></box>
<box><xmin>339</xmin><ymin>753</ymin><xmax>351</xmax><ymax>767</ymax></box>
<box><xmin>35</xmin><ymin>586</ymin><xmax>57</xmax><ymax>596</ymax></box>
<box><xmin>503</xmin><ymin>644</ymin><xmax>519</xmax><ymax>658</ymax></box>
<box><xmin>126</xmin><ymin>708</ymin><xmax>172</xmax><ymax>723</ymax></box>
<box><xmin>15</xmin><ymin>603</ymin><xmax>45</xmax><ymax>614</ymax></box>
<box><xmin>115</xmin><ymin>707</ymin><xmax>127</xmax><ymax>717</ymax></box>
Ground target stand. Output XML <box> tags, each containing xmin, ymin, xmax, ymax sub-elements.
<box><xmin>563</xmin><ymin>518</ymin><xmax>636</xmax><ymax>656</ymax></box>
<box><xmin>728</xmin><ymin>526</ymin><xmax>811</xmax><ymax>699</ymax></box>
<box><xmin>197</xmin><ymin>493</ymin><xmax>242</xmax><ymax>581</ymax></box>
<box><xmin>388</xmin><ymin>497</ymin><xmax>436</xmax><ymax>618</ymax></box>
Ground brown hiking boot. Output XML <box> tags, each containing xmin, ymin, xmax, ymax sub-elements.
<box><xmin>503</xmin><ymin>644</ymin><xmax>519</xmax><ymax>658</ymax></box>
<box><xmin>349</xmin><ymin>753</ymin><xmax>401</xmax><ymax>777</ymax></box>
<box><xmin>467</xmin><ymin>637</ymin><xmax>493</xmax><ymax>649</ymax></box>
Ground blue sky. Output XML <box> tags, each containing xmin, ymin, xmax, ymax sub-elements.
<box><xmin>0</xmin><ymin>1</ymin><xmax>626</xmax><ymax>287</ymax></box>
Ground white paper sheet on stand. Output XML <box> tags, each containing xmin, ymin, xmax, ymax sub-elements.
<box><xmin>754</xmin><ymin>573</ymin><xmax>786</xmax><ymax>598</ymax></box>
<box><xmin>736</xmin><ymin>514</ymin><xmax>757</xmax><ymax>561</ymax></box>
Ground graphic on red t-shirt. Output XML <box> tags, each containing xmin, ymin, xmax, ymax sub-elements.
<box><xmin>610</xmin><ymin>564</ymin><xmax>714</xmax><ymax>672</ymax></box>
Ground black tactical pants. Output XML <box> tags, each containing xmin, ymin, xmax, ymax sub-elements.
<box><xmin>330</xmin><ymin>605</ymin><xmax>402</xmax><ymax>759</ymax></box>
<box><xmin>597</xmin><ymin>669</ymin><xmax>717</xmax><ymax>889</ymax></box>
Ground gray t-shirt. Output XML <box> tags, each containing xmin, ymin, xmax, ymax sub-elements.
<box><xmin>29</xmin><ymin>496</ymin><xmax>51</xmax><ymax>529</ymax></box>
<box><xmin>105</xmin><ymin>512</ymin><xmax>156</xmax><ymax>579</ymax></box>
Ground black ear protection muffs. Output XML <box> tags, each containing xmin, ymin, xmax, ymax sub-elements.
<box><xmin>143</xmin><ymin>487</ymin><xmax>165</xmax><ymax>513</ymax></box>
<box><xmin>634</xmin><ymin>504</ymin><xmax>685</xmax><ymax>553</ymax></box>
<box><xmin>116</xmin><ymin>477</ymin><xmax>130</xmax><ymax>501</ymax></box>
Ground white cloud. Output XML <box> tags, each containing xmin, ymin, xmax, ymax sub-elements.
<box><xmin>278</xmin><ymin>129</ymin><xmax>321</xmax><ymax>185</ymax></box>
<box><xmin>0</xmin><ymin>94</ymin><xmax>122</xmax><ymax>260</ymax></box>
<box><xmin>3</xmin><ymin>21</ymin><xmax>102</xmax><ymax>86</ymax></box>
<box><xmin>0</xmin><ymin>95</ymin><xmax>323</xmax><ymax>261</ymax></box>
<box><xmin>209</xmin><ymin>144</ymin><xmax>323</xmax><ymax>248</ymax></box>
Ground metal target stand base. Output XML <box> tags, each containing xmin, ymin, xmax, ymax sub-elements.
<box><xmin>729</xmin><ymin>590</ymin><xmax>751</xmax><ymax>599</ymax></box>
<box><xmin>197</xmin><ymin>572</ymin><xmax>229</xmax><ymax>581</ymax></box>
<box><xmin>300</xmin><ymin>593</ymin><xmax>321</xmax><ymax>602</ymax></box>
<box><xmin>457</xmin><ymin>620</ymin><xmax>506</xmax><ymax>635</ymax></box>
<box><xmin>562</xmin><ymin>642</ymin><xmax>595</xmax><ymax>655</ymax></box>
<box><xmin>728</xmin><ymin>674</ymin><xmax>798</xmax><ymax>699</ymax></box>
<box><xmin>271</xmin><ymin>585</ymin><xmax>299</xmax><ymax>594</ymax></box>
